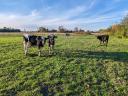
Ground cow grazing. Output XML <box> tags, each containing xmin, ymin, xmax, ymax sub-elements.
<box><xmin>47</xmin><ymin>34</ymin><xmax>57</xmax><ymax>54</ymax></box>
<box><xmin>65</xmin><ymin>33</ymin><xmax>70</xmax><ymax>37</ymax></box>
<box><xmin>97</xmin><ymin>35</ymin><xmax>109</xmax><ymax>46</ymax></box>
<box><xmin>23</xmin><ymin>34</ymin><xmax>47</xmax><ymax>56</ymax></box>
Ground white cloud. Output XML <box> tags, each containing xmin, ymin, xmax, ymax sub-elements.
<box><xmin>0</xmin><ymin>4</ymin><xmax>90</xmax><ymax>30</ymax></box>
<box><xmin>0</xmin><ymin>0</ymin><xmax>126</xmax><ymax>31</ymax></box>
<box><xmin>0</xmin><ymin>0</ymin><xmax>99</xmax><ymax>30</ymax></box>
<box><xmin>31</xmin><ymin>9</ymin><xmax>39</xmax><ymax>16</ymax></box>
<box><xmin>0</xmin><ymin>10</ymin><xmax>123</xmax><ymax>31</ymax></box>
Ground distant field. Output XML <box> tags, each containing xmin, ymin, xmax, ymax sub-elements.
<box><xmin>0</xmin><ymin>34</ymin><xmax>128</xmax><ymax>96</ymax></box>
<box><xmin>0</xmin><ymin>32</ymin><xmax>74</xmax><ymax>36</ymax></box>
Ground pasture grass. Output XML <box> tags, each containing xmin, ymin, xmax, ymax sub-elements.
<box><xmin>0</xmin><ymin>35</ymin><xmax>128</xmax><ymax>96</ymax></box>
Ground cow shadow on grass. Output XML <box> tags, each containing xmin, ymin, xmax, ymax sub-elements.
<box><xmin>26</xmin><ymin>51</ymin><xmax>51</xmax><ymax>57</ymax></box>
<box><xmin>27</xmin><ymin>49</ymin><xmax>128</xmax><ymax>63</ymax></box>
<box><xmin>54</xmin><ymin>49</ymin><xmax>128</xmax><ymax>63</ymax></box>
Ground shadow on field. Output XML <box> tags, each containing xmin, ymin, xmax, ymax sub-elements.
<box><xmin>27</xmin><ymin>49</ymin><xmax>128</xmax><ymax>63</ymax></box>
<box><xmin>55</xmin><ymin>49</ymin><xmax>128</xmax><ymax>63</ymax></box>
<box><xmin>26</xmin><ymin>51</ymin><xmax>51</xmax><ymax>57</ymax></box>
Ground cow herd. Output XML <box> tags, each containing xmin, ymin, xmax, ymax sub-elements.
<box><xmin>23</xmin><ymin>34</ymin><xmax>57</xmax><ymax>56</ymax></box>
<box><xmin>23</xmin><ymin>34</ymin><xmax>109</xmax><ymax>56</ymax></box>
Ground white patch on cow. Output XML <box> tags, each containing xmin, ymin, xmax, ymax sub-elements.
<box><xmin>23</xmin><ymin>34</ymin><xmax>29</xmax><ymax>38</ymax></box>
<box><xmin>23</xmin><ymin>34</ymin><xmax>30</xmax><ymax>41</ymax></box>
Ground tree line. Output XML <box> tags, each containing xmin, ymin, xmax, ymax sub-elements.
<box><xmin>37</xmin><ymin>26</ymin><xmax>93</xmax><ymax>33</ymax></box>
<box><xmin>0</xmin><ymin>27</ymin><xmax>21</xmax><ymax>32</ymax></box>
<box><xmin>99</xmin><ymin>15</ymin><xmax>128</xmax><ymax>38</ymax></box>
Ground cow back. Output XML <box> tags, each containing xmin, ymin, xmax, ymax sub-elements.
<box><xmin>29</xmin><ymin>36</ymin><xmax>38</xmax><ymax>45</ymax></box>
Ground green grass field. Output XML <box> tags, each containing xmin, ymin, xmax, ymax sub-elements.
<box><xmin>0</xmin><ymin>35</ymin><xmax>128</xmax><ymax>96</ymax></box>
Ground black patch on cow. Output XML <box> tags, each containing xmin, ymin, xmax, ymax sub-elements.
<box><xmin>23</xmin><ymin>35</ymin><xmax>46</xmax><ymax>47</ymax></box>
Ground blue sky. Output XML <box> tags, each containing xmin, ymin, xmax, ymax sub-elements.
<box><xmin>0</xmin><ymin>0</ymin><xmax>128</xmax><ymax>31</ymax></box>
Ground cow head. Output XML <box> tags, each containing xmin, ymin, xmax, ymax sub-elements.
<box><xmin>96</xmin><ymin>35</ymin><xmax>101</xmax><ymax>40</ymax></box>
<box><xmin>47</xmin><ymin>34</ymin><xmax>57</xmax><ymax>45</ymax></box>
<box><xmin>36</xmin><ymin>36</ymin><xmax>48</xmax><ymax>47</ymax></box>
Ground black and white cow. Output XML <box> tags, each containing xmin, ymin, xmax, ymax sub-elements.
<box><xmin>23</xmin><ymin>34</ymin><xmax>47</xmax><ymax>56</ymax></box>
<box><xmin>97</xmin><ymin>35</ymin><xmax>109</xmax><ymax>46</ymax></box>
<box><xmin>65</xmin><ymin>33</ymin><xmax>70</xmax><ymax>37</ymax></box>
<box><xmin>47</xmin><ymin>34</ymin><xmax>57</xmax><ymax>54</ymax></box>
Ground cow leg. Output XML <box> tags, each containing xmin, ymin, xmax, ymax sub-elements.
<box><xmin>23</xmin><ymin>41</ymin><xmax>26</xmax><ymax>55</ymax></box>
<box><xmin>38</xmin><ymin>46</ymin><xmax>41</xmax><ymax>56</ymax></box>
<box><xmin>52</xmin><ymin>45</ymin><xmax>54</xmax><ymax>50</ymax></box>
<box><xmin>99</xmin><ymin>41</ymin><xmax>102</xmax><ymax>46</ymax></box>
<box><xmin>106</xmin><ymin>40</ymin><xmax>108</xmax><ymax>47</ymax></box>
<box><xmin>49</xmin><ymin>46</ymin><xmax>51</xmax><ymax>54</ymax></box>
<box><xmin>102</xmin><ymin>41</ymin><xmax>104</xmax><ymax>45</ymax></box>
<box><xmin>49</xmin><ymin>45</ymin><xmax>54</xmax><ymax>54</ymax></box>
<box><xmin>51</xmin><ymin>45</ymin><xmax>54</xmax><ymax>54</ymax></box>
<box><xmin>25</xmin><ymin>42</ymin><xmax>29</xmax><ymax>56</ymax></box>
<box><xmin>102</xmin><ymin>41</ymin><xmax>104</xmax><ymax>46</ymax></box>
<box><xmin>23</xmin><ymin>41</ymin><xmax>29</xmax><ymax>56</ymax></box>
<box><xmin>38</xmin><ymin>49</ymin><xmax>41</xmax><ymax>56</ymax></box>
<box><xmin>103</xmin><ymin>40</ymin><xmax>106</xmax><ymax>46</ymax></box>
<box><xmin>48</xmin><ymin>43</ymin><xmax>51</xmax><ymax>54</ymax></box>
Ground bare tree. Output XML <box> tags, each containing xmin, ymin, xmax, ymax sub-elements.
<box><xmin>74</xmin><ymin>27</ymin><xmax>79</xmax><ymax>32</ymax></box>
<box><xmin>58</xmin><ymin>26</ymin><xmax>65</xmax><ymax>33</ymax></box>
<box><xmin>38</xmin><ymin>27</ymin><xmax>48</xmax><ymax>32</ymax></box>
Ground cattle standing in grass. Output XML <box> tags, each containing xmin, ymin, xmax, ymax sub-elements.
<box><xmin>23</xmin><ymin>34</ymin><xmax>47</xmax><ymax>56</ymax></box>
<box><xmin>47</xmin><ymin>34</ymin><xmax>57</xmax><ymax>54</ymax></box>
<box><xmin>65</xmin><ymin>33</ymin><xmax>70</xmax><ymax>37</ymax></box>
<box><xmin>97</xmin><ymin>35</ymin><xmax>109</xmax><ymax>46</ymax></box>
